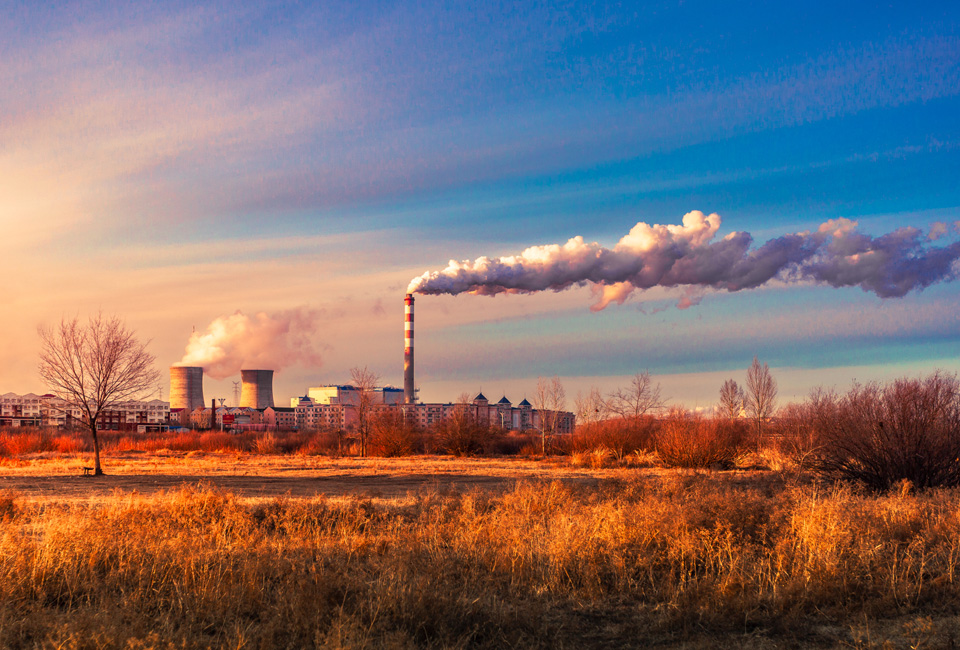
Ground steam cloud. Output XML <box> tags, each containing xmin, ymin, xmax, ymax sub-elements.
<box><xmin>176</xmin><ymin>309</ymin><xmax>322</xmax><ymax>379</ymax></box>
<box><xmin>408</xmin><ymin>212</ymin><xmax>960</xmax><ymax>310</ymax></box>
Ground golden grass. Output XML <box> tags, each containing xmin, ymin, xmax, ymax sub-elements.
<box><xmin>2</xmin><ymin>466</ymin><xmax>960</xmax><ymax>649</ymax></box>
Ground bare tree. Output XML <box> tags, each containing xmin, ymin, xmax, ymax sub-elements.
<box><xmin>350</xmin><ymin>366</ymin><xmax>380</xmax><ymax>457</ymax></box>
<box><xmin>533</xmin><ymin>376</ymin><xmax>566</xmax><ymax>456</ymax></box>
<box><xmin>745</xmin><ymin>356</ymin><xmax>777</xmax><ymax>445</ymax></box>
<box><xmin>38</xmin><ymin>314</ymin><xmax>159</xmax><ymax>476</ymax></box>
<box><xmin>718</xmin><ymin>379</ymin><xmax>745</xmax><ymax>419</ymax></box>
<box><xmin>574</xmin><ymin>386</ymin><xmax>605</xmax><ymax>425</ymax></box>
<box><xmin>605</xmin><ymin>372</ymin><xmax>665</xmax><ymax>420</ymax></box>
<box><xmin>436</xmin><ymin>393</ymin><xmax>485</xmax><ymax>456</ymax></box>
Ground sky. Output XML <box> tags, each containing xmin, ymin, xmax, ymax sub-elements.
<box><xmin>2</xmin><ymin>0</ymin><xmax>959</xmax><ymax>410</ymax></box>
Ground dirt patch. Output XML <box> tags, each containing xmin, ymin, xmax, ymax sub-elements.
<box><xmin>0</xmin><ymin>453</ymin><xmax>640</xmax><ymax>500</ymax></box>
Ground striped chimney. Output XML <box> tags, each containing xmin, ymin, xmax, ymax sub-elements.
<box><xmin>404</xmin><ymin>293</ymin><xmax>415</xmax><ymax>404</ymax></box>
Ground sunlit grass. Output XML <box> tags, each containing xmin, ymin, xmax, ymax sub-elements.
<box><xmin>2</xmin><ymin>472</ymin><xmax>960</xmax><ymax>648</ymax></box>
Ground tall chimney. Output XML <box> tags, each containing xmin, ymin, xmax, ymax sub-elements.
<box><xmin>404</xmin><ymin>293</ymin><xmax>415</xmax><ymax>404</ymax></box>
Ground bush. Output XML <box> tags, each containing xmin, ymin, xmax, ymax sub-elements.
<box><xmin>655</xmin><ymin>411</ymin><xmax>749</xmax><ymax>469</ymax></box>
<box><xmin>809</xmin><ymin>372</ymin><xmax>960</xmax><ymax>490</ymax></box>
<box><xmin>567</xmin><ymin>417</ymin><xmax>658</xmax><ymax>460</ymax></box>
<box><xmin>433</xmin><ymin>413</ymin><xmax>489</xmax><ymax>456</ymax></box>
<box><xmin>483</xmin><ymin>431</ymin><xmax>539</xmax><ymax>456</ymax></box>
<box><xmin>368</xmin><ymin>411</ymin><xmax>424</xmax><ymax>457</ymax></box>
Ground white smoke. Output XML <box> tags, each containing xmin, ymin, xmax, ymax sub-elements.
<box><xmin>176</xmin><ymin>308</ymin><xmax>322</xmax><ymax>379</ymax></box>
<box><xmin>407</xmin><ymin>211</ymin><xmax>960</xmax><ymax>309</ymax></box>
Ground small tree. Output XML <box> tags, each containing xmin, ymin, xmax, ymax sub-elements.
<box><xmin>574</xmin><ymin>386</ymin><xmax>605</xmax><ymax>425</ymax></box>
<box><xmin>718</xmin><ymin>379</ymin><xmax>745</xmax><ymax>419</ymax></box>
<box><xmin>745</xmin><ymin>357</ymin><xmax>777</xmax><ymax>446</ymax></box>
<box><xmin>534</xmin><ymin>376</ymin><xmax>566</xmax><ymax>456</ymax></box>
<box><xmin>38</xmin><ymin>314</ymin><xmax>159</xmax><ymax>476</ymax></box>
<box><xmin>605</xmin><ymin>372</ymin><xmax>665</xmax><ymax>421</ymax></box>
<box><xmin>436</xmin><ymin>393</ymin><xmax>485</xmax><ymax>456</ymax></box>
<box><xmin>350</xmin><ymin>366</ymin><xmax>380</xmax><ymax>457</ymax></box>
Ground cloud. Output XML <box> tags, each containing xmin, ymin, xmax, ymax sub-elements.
<box><xmin>409</xmin><ymin>212</ymin><xmax>960</xmax><ymax>308</ymax></box>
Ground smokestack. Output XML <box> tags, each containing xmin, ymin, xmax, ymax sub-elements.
<box><xmin>404</xmin><ymin>294</ymin><xmax>415</xmax><ymax>404</ymax></box>
<box><xmin>239</xmin><ymin>369</ymin><xmax>275</xmax><ymax>409</ymax></box>
<box><xmin>169</xmin><ymin>366</ymin><xmax>204</xmax><ymax>411</ymax></box>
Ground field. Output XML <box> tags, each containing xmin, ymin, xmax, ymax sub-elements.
<box><xmin>3</xmin><ymin>448</ymin><xmax>960</xmax><ymax>649</ymax></box>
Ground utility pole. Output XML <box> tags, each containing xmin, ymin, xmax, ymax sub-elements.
<box><xmin>232</xmin><ymin>381</ymin><xmax>240</xmax><ymax>407</ymax></box>
<box><xmin>218</xmin><ymin>398</ymin><xmax>226</xmax><ymax>431</ymax></box>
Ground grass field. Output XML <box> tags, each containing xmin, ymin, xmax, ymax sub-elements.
<box><xmin>3</xmin><ymin>450</ymin><xmax>960</xmax><ymax>649</ymax></box>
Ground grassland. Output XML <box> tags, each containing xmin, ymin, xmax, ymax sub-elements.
<box><xmin>3</xmin><ymin>447</ymin><xmax>960</xmax><ymax>649</ymax></box>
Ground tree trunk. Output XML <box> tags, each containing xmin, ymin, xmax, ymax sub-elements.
<box><xmin>90</xmin><ymin>424</ymin><xmax>103</xmax><ymax>476</ymax></box>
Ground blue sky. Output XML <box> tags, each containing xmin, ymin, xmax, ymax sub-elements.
<box><xmin>2</xmin><ymin>0</ymin><xmax>958</xmax><ymax>407</ymax></box>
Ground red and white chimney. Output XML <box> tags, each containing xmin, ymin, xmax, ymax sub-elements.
<box><xmin>404</xmin><ymin>293</ymin><xmax>415</xmax><ymax>404</ymax></box>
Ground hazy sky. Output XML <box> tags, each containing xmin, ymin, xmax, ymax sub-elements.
<box><xmin>3</xmin><ymin>0</ymin><xmax>959</xmax><ymax>409</ymax></box>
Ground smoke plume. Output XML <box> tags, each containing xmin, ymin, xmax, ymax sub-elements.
<box><xmin>407</xmin><ymin>211</ymin><xmax>960</xmax><ymax>310</ymax></box>
<box><xmin>176</xmin><ymin>309</ymin><xmax>322</xmax><ymax>379</ymax></box>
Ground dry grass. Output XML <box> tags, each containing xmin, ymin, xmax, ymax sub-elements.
<box><xmin>2</xmin><ymin>465</ymin><xmax>960</xmax><ymax>649</ymax></box>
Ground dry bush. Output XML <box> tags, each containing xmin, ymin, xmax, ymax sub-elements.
<box><xmin>433</xmin><ymin>413</ymin><xmax>490</xmax><ymax>456</ymax></box>
<box><xmin>570</xmin><ymin>447</ymin><xmax>615</xmax><ymax>468</ymax></box>
<box><xmin>567</xmin><ymin>416</ymin><xmax>658</xmax><ymax>460</ymax></box>
<box><xmin>0</xmin><ymin>429</ymin><xmax>47</xmax><ymax>456</ymax></box>
<box><xmin>4</xmin><ymin>479</ymin><xmax>960</xmax><ymax>648</ymax></box>
<box><xmin>655</xmin><ymin>411</ymin><xmax>750</xmax><ymax>468</ymax></box>
<box><xmin>809</xmin><ymin>372</ymin><xmax>960</xmax><ymax>490</ymax></box>
<box><xmin>293</xmin><ymin>430</ymin><xmax>341</xmax><ymax>456</ymax></box>
<box><xmin>368</xmin><ymin>411</ymin><xmax>424</xmax><ymax>457</ymax></box>
<box><xmin>483</xmin><ymin>431</ymin><xmax>538</xmax><ymax>456</ymax></box>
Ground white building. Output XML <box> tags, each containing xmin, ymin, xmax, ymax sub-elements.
<box><xmin>0</xmin><ymin>392</ymin><xmax>169</xmax><ymax>431</ymax></box>
<box><xmin>292</xmin><ymin>388</ymin><xmax>574</xmax><ymax>434</ymax></box>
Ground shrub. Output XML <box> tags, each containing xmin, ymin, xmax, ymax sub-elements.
<box><xmin>368</xmin><ymin>411</ymin><xmax>423</xmax><ymax>457</ymax></box>
<box><xmin>433</xmin><ymin>412</ymin><xmax>489</xmax><ymax>456</ymax></box>
<box><xmin>294</xmin><ymin>430</ymin><xmax>341</xmax><ymax>456</ymax></box>
<box><xmin>0</xmin><ymin>430</ymin><xmax>46</xmax><ymax>456</ymax></box>
<box><xmin>567</xmin><ymin>417</ymin><xmax>658</xmax><ymax>460</ymax></box>
<box><xmin>655</xmin><ymin>411</ymin><xmax>749</xmax><ymax>468</ymax></box>
<box><xmin>809</xmin><ymin>372</ymin><xmax>960</xmax><ymax>490</ymax></box>
<box><xmin>484</xmin><ymin>431</ymin><xmax>539</xmax><ymax>456</ymax></box>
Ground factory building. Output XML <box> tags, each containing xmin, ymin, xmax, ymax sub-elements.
<box><xmin>305</xmin><ymin>385</ymin><xmax>404</xmax><ymax>407</ymax></box>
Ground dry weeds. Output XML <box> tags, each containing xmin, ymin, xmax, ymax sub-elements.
<box><xmin>1</xmin><ymin>462</ymin><xmax>960</xmax><ymax>649</ymax></box>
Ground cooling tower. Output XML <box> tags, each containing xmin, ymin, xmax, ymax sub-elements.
<box><xmin>170</xmin><ymin>366</ymin><xmax>205</xmax><ymax>411</ymax></box>
<box><xmin>240</xmin><ymin>369</ymin><xmax>274</xmax><ymax>409</ymax></box>
<box><xmin>404</xmin><ymin>293</ymin><xmax>415</xmax><ymax>404</ymax></box>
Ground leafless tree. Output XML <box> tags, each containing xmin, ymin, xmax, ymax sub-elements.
<box><xmin>38</xmin><ymin>314</ymin><xmax>159</xmax><ymax>476</ymax></box>
<box><xmin>605</xmin><ymin>372</ymin><xmax>665</xmax><ymax>420</ymax></box>
<box><xmin>534</xmin><ymin>376</ymin><xmax>566</xmax><ymax>456</ymax></box>
<box><xmin>745</xmin><ymin>356</ymin><xmax>777</xmax><ymax>445</ymax></box>
<box><xmin>718</xmin><ymin>379</ymin><xmax>745</xmax><ymax>419</ymax></box>
<box><xmin>350</xmin><ymin>366</ymin><xmax>380</xmax><ymax>457</ymax></box>
<box><xmin>436</xmin><ymin>393</ymin><xmax>485</xmax><ymax>455</ymax></box>
<box><xmin>574</xmin><ymin>386</ymin><xmax>605</xmax><ymax>425</ymax></box>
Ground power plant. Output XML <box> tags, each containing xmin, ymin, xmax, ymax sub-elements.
<box><xmin>240</xmin><ymin>369</ymin><xmax>275</xmax><ymax>409</ymax></box>
<box><xmin>163</xmin><ymin>295</ymin><xmax>575</xmax><ymax>434</ymax></box>
<box><xmin>169</xmin><ymin>366</ymin><xmax>205</xmax><ymax>411</ymax></box>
